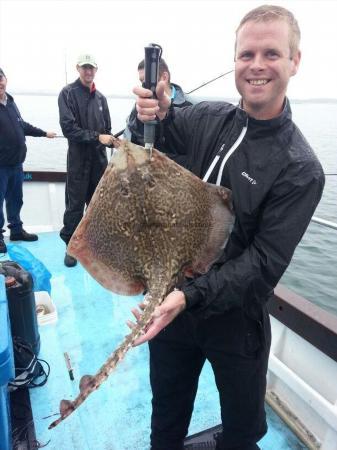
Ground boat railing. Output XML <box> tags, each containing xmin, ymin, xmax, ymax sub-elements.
<box><xmin>312</xmin><ymin>216</ymin><xmax>337</xmax><ymax>230</ymax></box>
<box><xmin>22</xmin><ymin>171</ymin><xmax>337</xmax><ymax>231</ymax></box>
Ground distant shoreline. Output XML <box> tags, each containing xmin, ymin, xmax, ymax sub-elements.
<box><xmin>12</xmin><ymin>91</ymin><xmax>135</xmax><ymax>100</ymax></box>
<box><xmin>11</xmin><ymin>91</ymin><xmax>337</xmax><ymax>104</ymax></box>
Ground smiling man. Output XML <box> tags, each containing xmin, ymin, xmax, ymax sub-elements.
<box><xmin>58</xmin><ymin>54</ymin><xmax>113</xmax><ymax>267</ymax></box>
<box><xmin>132</xmin><ymin>5</ymin><xmax>325</xmax><ymax>450</ymax></box>
<box><xmin>235</xmin><ymin>11</ymin><xmax>300</xmax><ymax>120</ymax></box>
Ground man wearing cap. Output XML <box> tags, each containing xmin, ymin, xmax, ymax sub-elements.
<box><xmin>58</xmin><ymin>54</ymin><xmax>113</xmax><ymax>267</ymax></box>
<box><xmin>0</xmin><ymin>67</ymin><xmax>56</xmax><ymax>254</ymax></box>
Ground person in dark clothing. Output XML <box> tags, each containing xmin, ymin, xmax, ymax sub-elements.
<box><xmin>131</xmin><ymin>5</ymin><xmax>325</xmax><ymax>450</ymax></box>
<box><xmin>124</xmin><ymin>57</ymin><xmax>191</xmax><ymax>160</ymax></box>
<box><xmin>58</xmin><ymin>54</ymin><xmax>113</xmax><ymax>267</ymax></box>
<box><xmin>0</xmin><ymin>68</ymin><xmax>56</xmax><ymax>254</ymax></box>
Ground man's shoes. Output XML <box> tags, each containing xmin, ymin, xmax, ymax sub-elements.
<box><xmin>64</xmin><ymin>252</ymin><xmax>77</xmax><ymax>267</ymax></box>
<box><xmin>184</xmin><ymin>442</ymin><xmax>216</xmax><ymax>449</ymax></box>
<box><xmin>10</xmin><ymin>229</ymin><xmax>38</xmax><ymax>242</ymax></box>
<box><xmin>0</xmin><ymin>237</ymin><xmax>7</xmax><ymax>253</ymax></box>
<box><xmin>213</xmin><ymin>432</ymin><xmax>222</xmax><ymax>450</ymax></box>
<box><xmin>184</xmin><ymin>427</ymin><xmax>223</xmax><ymax>450</ymax></box>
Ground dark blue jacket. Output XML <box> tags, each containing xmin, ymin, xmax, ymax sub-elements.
<box><xmin>0</xmin><ymin>93</ymin><xmax>46</xmax><ymax>166</ymax></box>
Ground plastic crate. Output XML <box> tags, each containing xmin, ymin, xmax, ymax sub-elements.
<box><xmin>0</xmin><ymin>275</ymin><xmax>14</xmax><ymax>450</ymax></box>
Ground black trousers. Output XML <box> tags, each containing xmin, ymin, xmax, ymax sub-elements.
<box><xmin>149</xmin><ymin>307</ymin><xmax>271</xmax><ymax>450</ymax></box>
<box><xmin>0</xmin><ymin>164</ymin><xmax>24</xmax><ymax>235</ymax></box>
<box><xmin>60</xmin><ymin>154</ymin><xmax>106</xmax><ymax>245</ymax></box>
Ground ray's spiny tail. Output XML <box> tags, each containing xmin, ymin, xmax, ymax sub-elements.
<box><xmin>48</xmin><ymin>288</ymin><xmax>167</xmax><ymax>429</ymax></box>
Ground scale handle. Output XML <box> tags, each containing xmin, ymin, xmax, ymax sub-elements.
<box><xmin>143</xmin><ymin>44</ymin><xmax>162</xmax><ymax>147</ymax></box>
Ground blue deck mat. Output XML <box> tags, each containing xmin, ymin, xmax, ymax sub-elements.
<box><xmin>1</xmin><ymin>232</ymin><xmax>308</xmax><ymax>450</ymax></box>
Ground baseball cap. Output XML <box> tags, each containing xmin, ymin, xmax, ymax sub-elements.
<box><xmin>77</xmin><ymin>54</ymin><xmax>97</xmax><ymax>68</ymax></box>
<box><xmin>0</xmin><ymin>68</ymin><xmax>6</xmax><ymax>78</ymax></box>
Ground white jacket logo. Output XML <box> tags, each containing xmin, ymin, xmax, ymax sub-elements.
<box><xmin>241</xmin><ymin>172</ymin><xmax>257</xmax><ymax>185</ymax></box>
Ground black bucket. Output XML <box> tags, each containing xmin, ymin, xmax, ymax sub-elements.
<box><xmin>0</xmin><ymin>261</ymin><xmax>40</xmax><ymax>356</ymax></box>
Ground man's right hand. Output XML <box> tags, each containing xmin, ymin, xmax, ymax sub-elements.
<box><xmin>133</xmin><ymin>81</ymin><xmax>171</xmax><ymax>123</ymax></box>
<box><xmin>98</xmin><ymin>134</ymin><xmax>114</xmax><ymax>146</ymax></box>
<box><xmin>128</xmin><ymin>289</ymin><xmax>186</xmax><ymax>346</ymax></box>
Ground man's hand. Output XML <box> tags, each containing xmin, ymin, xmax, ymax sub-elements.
<box><xmin>98</xmin><ymin>134</ymin><xmax>114</xmax><ymax>146</ymax></box>
<box><xmin>133</xmin><ymin>81</ymin><xmax>171</xmax><ymax>123</ymax></box>
<box><xmin>127</xmin><ymin>289</ymin><xmax>186</xmax><ymax>346</ymax></box>
<box><xmin>46</xmin><ymin>131</ymin><xmax>57</xmax><ymax>138</ymax></box>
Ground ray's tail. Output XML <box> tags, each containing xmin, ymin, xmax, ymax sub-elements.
<box><xmin>48</xmin><ymin>290</ymin><xmax>165</xmax><ymax>429</ymax></box>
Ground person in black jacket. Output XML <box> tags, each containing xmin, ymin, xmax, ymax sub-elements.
<box><xmin>0</xmin><ymin>68</ymin><xmax>56</xmax><ymax>254</ymax></box>
<box><xmin>131</xmin><ymin>5</ymin><xmax>325</xmax><ymax>450</ymax></box>
<box><xmin>58</xmin><ymin>54</ymin><xmax>113</xmax><ymax>267</ymax></box>
<box><xmin>124</xmin><ymin>58</ymin><xmax>191</xmax><ymax>161</ymax></box>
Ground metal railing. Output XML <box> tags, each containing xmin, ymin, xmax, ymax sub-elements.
<box><xmin>312</xmin><ymin>216</ymin><xmax>337</xmax><ymax>230</ymax></box>
<box><xmin>22</xmin><ymin>171</ymin><xmax>337</xmax><ymax>231</ymax></box>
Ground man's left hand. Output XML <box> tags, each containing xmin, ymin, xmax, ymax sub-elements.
<box><xmin>46</xmin><ymin>131</ymin><xmax>57</xmax><ymax>138</ymax></box>
<box><xmin>127</xmin><ymin>290</ymin><xmax>186</xmax><ymax>346</ymax></box>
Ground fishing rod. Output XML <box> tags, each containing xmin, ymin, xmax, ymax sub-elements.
<box><xmin>53</xmin><ymin>132</ymin><xmax>124</xmax><ymax>141</ymax></box>
<box><xmin>185</xmin><ymin>69</ymin><xmax>234</xmax><ymax>95</ymax></box>
<box><xmin>114</xmin><ymin>69</ymin><xmax>235</xmax><ymax>138</ymax></box>
<box><xmin>114</xmin><ymin>129</ymin><xmax>125</xmax><ymax>138</ymax></box>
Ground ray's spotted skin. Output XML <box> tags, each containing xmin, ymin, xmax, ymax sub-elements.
<box><xmin>49</xmin><ymin>140</ymin><xmax>233</xmax><ymax>429</ymax></box>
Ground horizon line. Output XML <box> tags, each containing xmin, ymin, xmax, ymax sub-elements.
<box><xmin>9</xmin><ymin>91</ymin><xmax>337</xmax><ymax>103</ymax></box>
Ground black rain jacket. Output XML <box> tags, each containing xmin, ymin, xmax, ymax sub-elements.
<box><xmin>0</xmin><ymin>93</ymin><xmax>46</xmax><ymax>166</ymax></box>
<box><xmin>58</xmin><ymin>78</ymin><xmax>111</xmax><ymax>174</ymax></box>
<box><xmin>157</xmin><ymin>99</ymin><xmax>325</xmax><ymax>321</ymax></box>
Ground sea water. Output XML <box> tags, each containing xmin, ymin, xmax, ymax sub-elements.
<box><xmin>13</xmin><ymin>95</ymin><xmax>337</xmax><ymax>315</ymax></box>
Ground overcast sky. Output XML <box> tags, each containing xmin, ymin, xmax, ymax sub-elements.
<box><xmin>1</xmin><ymin>0</ymin><xmax>336</xmax><ymax>99</ymax></box>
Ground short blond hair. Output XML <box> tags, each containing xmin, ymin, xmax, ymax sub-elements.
<box><xmin>235</xmin><ymin>4</ymin><xmax>301</xmax><ymax>58</ymax></box>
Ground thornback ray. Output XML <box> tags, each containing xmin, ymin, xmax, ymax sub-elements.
<box><xmin>49</xmin><ymin>140</ymin><xmax>233</xmax><ymax>429</ymax></box>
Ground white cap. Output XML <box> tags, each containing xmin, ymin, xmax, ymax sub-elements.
<box><xmin>77</xmin><ymin>54</ymin><xmax>97</xmax><ymax>68</ymax></box>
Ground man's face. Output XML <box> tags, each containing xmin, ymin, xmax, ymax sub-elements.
<box><xmin>235</xmin><ymin>19</ymin><xmax>300</xmax><ymax>119</ymax></box>
<box><xmin>0</xmin><ymin>74</ymin><xmax>7</xmax><ymax>100</ymax></box>
<box><xmin>77</xmin><ymin>64</ymin><xmax>97</xmax><ymax>87</ymax></box>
